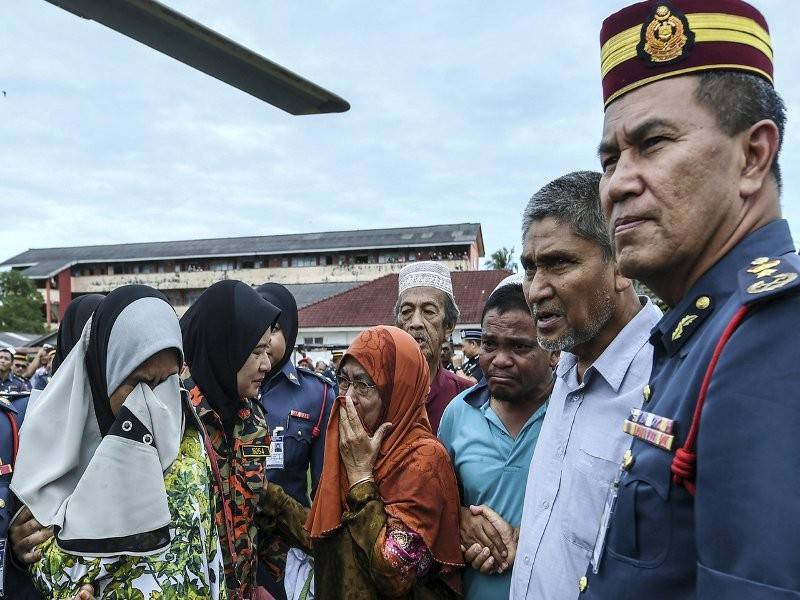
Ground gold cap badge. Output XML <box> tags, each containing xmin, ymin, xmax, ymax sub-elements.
<box><xmin>638</xmin><ymin>2</ymin><xmax>695</xmax><ymax>65</ymax></box>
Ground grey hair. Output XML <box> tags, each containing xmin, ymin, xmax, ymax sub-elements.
<box><xmin>694</xmin><ymin>71</ymin><xmax>786</xmax><ymax>190</ymax></box>
<box><xmin>521</xmin><ymin>171</ymin><xmax>613</xmax><ymax>262</ymax></box>
<box><xmin>393</xmin><ymin>288</ymin><xmax>461</xmax><ymax>329</ymax></box>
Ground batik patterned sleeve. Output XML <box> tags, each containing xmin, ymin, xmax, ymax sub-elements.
<box><xmin>343</xmin><ymin>480</ymin><xmax>434</xmax><ymax>595</ymax></box>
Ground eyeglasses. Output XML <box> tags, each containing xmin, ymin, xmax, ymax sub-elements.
<box><xmin>336</xmin><ymin>374</ymin><xmax>377</xmax><ymax>395</ymax></box>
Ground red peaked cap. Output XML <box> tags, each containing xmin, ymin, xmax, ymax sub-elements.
<box><xmin>600</xmin><ymin>0</ymin><xmax>773</xmax><ymax>108</ymax></box>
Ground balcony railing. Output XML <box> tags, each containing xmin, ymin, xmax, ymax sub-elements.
<box><xmin>70</xmin><ymin>260</ymin><xmax>472</xmax><ymax>293</ymax></box>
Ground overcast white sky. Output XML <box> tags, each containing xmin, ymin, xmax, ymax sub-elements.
<box><xmin>1</xmin><ymin>1</ymin><xmax>798</xmax><ymax>265</ymax></box>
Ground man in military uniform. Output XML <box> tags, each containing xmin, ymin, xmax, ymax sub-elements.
<box><xmin>0</xmin><ymin>348</ymin><xmax>29</xmax><ymax>394</ymax></box>
<box><xmin>459</xmin><ymin>329</ymin><xmax>483</xmax><ymax>382</ymax></box>
<box><xmin>582</xmin><ymin>1</ymin><xmax>799</xmax><ymax>597</ymax></box>
<box><xmin>11</xmin><ymin>353</ymin><xmax>32</xmax><ymax>391</ymax></box>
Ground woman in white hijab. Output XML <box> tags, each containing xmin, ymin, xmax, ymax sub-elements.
<box><xmin>11</xmin><ymin>285</ymin><xmax>226</xmax><ymax>599</ymax></box>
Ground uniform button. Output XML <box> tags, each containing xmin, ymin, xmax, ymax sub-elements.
<box><xmin>643</xmin><ymin>384</ymin><xmax>651</xmax><ymax>402</ymax></box>
<box><xmin>622</xmin><ymin>450</ymin><xmax>635</xmax><ymax>471</ymax></box>
<box><xmin>0</xmin><ymin>499</ymin><xmax>5</xmax><ymax>508</ymax></box>
<box><xmin>695</xmin><ymin>296</ymin><xmax>711</xmax><ymax>310</ymax></box>
<box><xmin>579</xmin><ymin>576</ymin><xmax>588</xmax><ymax>593</ymax></box>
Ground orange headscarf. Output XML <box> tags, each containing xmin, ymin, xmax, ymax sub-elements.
<box><xmin>306</xmin><ymin>326</ymin><xmax>463</xmax><ymax>572</ymax></box>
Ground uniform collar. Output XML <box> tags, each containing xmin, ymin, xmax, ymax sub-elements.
<box><xmin>556</xmin><ymin>296</ymin><xmax>662</xmax><ymax>393</ymax></box>
<box><xmin>653</xmin><ymin>219</ymin><xmax>796</xmax><ymax>354</ymax></box>
<box><xmin>282</xmin><ymin>361</ymin><xmax>301</xmax><ymax>387</ymax></box>
<box><xmin>462</xmin><ymin>379</ymin><xmax>490</xmax><ymax>408</ymax></box>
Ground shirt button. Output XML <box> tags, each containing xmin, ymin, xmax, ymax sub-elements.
<box><xmin>523</xmin><ymin>555</ymin><xmax>531</xmax><ymax>565</ymax></box>
<box><xmin>541</xmin><ymin>499</ymin><xmax>551</xmax><ymax>510</ymax></box>
<box><xmin>622</xmin><ymin>450</ymin><xmax>635</xmax><ymax>471</ymax></box>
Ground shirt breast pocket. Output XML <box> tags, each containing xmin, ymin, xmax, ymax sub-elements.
<box><xmin>562</xmin><ymin>448</ymin><xmax>620</xmax><ymax>555</ymax></box>
<box><xmin>284</xmin><ymin>419</ymin><xmax>313</xmax><ymax>471</ymax></box>
<box><xmin>606</xmin><ymin>456</ymin><xmax>672</xmax><ymax>568</ymax></box>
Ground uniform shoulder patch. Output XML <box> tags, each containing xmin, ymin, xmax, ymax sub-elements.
<box><xmin>739</xmin><ymin>255</ymin><xmax>800</xmax><ymax>306</ymax></box>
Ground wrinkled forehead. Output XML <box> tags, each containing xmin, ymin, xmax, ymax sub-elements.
<box><xmin>338</xmin><ymin>356</ymin><xmax>373</xmax><ymax>381</ymax></box>
<box><xmin>601</xmin><ymin>76</ymin><xmax>704</xmax><ymax>142</ymax></box>
<box><xmin>398</xmin><ymin>286</ymin><xmax>447</xmax><ymax>309</ymax></box>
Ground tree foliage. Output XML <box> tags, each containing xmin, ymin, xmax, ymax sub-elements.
<box><xmin>0</xmin><ymin>270</ymin><xmax>45</xmax><ymax>333</ymax></box>
<box><xmin>484</xmin><ymin>246</ymin><xmax>517</xmax><ymax>271</ymax></box>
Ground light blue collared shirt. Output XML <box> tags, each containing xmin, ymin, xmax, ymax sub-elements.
<box><xmin>509</xmin><ymin>297</ymin><xmax>662</xmax><ymax>600</ymax></box>
<box><xmin>439</xmin><ymin>380</ymin><xmax>548</xmax><ymax>600</ymax></box>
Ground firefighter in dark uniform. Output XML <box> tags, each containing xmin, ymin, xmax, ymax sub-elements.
<box><xmin>578</xmin><ymin>2</ymin><xmax>800</xmax><ymax>598</ymax></box>
<box><xmin>459</xmin><ymin>329</ymin><xmax>483</xmax><ymax>382</ymax></box>
<box><xmin>255</xmin><ymin>283</ymin><xmax>335</xmax><ymax>599</ymax></box>
<box><xmin>1</xmin><ymin>392</ymin><xmax>40</xmax><ymax>598</ymax></box>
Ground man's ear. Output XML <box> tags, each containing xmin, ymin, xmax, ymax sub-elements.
<box><xmin>613</xmin><ymin>264</ymin><xmax>632</xmax><ymax>293</ymax></box>
<box><xmin>739</xmin><ymin>119</ymin><xmax>780</xmax><ymax>199</ymax></box>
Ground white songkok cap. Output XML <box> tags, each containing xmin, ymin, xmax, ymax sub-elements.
<box><xmin>492</xmin><ymin>272</ymin><xmax>524</xmax><ymax>294</ymax></box>
<box><xmin>398</xmin><ymin>261</ymin><xmax>454</xmax><ymax>300</ymax></box>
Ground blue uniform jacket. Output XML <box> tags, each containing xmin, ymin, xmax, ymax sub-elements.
<box><xmin>258</xmin><ymin>361</ymin><xmax>335</xmax><ymax>507</ymax></box>
<box><xmin>1</xmin><ymin>394</ymin><xmax>40</xmax><ymax>598</ymax></box>
<box><xmin>584</xmin><ymin>220</ymin><xmax>800</xmax><ymax>599</ymax></box>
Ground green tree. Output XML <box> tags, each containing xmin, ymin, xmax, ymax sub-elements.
<box><xmin>0</xmin><ymin>270</ymin><xmax>45</xmax><ymax>333</ymax></box>
<box><xmin>484</xmin><ymin>246</ymin><xmax>517</xmax><ymax>271</ymax></box>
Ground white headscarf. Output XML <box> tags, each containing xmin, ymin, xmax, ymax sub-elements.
<box><xmin>11</xmin><ymin>289</ymin><xmax>184</xmax><ymax>557</ymax></box>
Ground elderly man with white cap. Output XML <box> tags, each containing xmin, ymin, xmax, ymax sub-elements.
<box><xmin>395</xmin><ymin>261</ymin><xmax>472</xmax><ymax>434</ymax></box>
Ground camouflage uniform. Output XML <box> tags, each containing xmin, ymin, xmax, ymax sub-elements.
<box><xmin>190</xmin><ymin>387</ymin><xmax>310</xmax><ymax>600</ymax></box>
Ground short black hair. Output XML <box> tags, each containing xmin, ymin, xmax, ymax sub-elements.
<box><xmin>481</xmin><ymin>283</ymin><xmax>530</xmax><ymax>324</ymax></box>
<box><xmin>521</xmin><ymin>171</ymin><xmax>612</xmax><ymax>262</ymax></box>
<box><xmin>694</xmin><ymin>71</ymin><xmax>786</xmax><ymax>189</ymax></box>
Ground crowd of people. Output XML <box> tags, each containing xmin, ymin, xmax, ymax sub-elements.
<box><xmin>2</xmin><ymin>0</ymin><xmax>799</xmax><ymax>598</ymax></box>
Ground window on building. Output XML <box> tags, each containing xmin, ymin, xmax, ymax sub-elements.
<box><xmin>303</xmin><ymin>337</ymin><xmax>324</xmax><ymax>346</ymax></box>
<box><xmin>293</xmin><ymin>255</ymin><xmax>316</xmax><ymax>267</ymax></box>
<box><xmin>241</xmin><ymin>261</ymin><xmax>255</xmax><ymax>269</ymax></box>
<box><xmin>281</xmin><ymin>257</ymin><xmax>289</xmax><ymax>268</ymax></box>
<box><xmin>324</xmin><ymin>255</ymin><xmax>333</xmax><ymax>266</ymax></box>
<box><xmin>354</xmin><ymin>255</ymin><xmax>368</xmax><ymax>265</ymax></box>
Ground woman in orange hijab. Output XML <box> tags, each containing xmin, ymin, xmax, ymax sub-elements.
<box><xmin>306</xmin><ymin>325</ymin><xmax>463</xmax><ymax>599</ymax></box>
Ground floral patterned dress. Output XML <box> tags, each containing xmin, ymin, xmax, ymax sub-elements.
<box><xmin>313</xmin><ymin>480</ymin><xmax>461</xmax><ymax>600</ymax></box>
<box><xmin>31</xmin><ymin>427</ymin><xmax>227</xmax><ymax>600</ymax></box>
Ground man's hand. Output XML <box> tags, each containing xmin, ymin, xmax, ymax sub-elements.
<box><xmin>338</xmin><ymin>396</ymin><xmax>392</xmax><ymax>485</ymax></box>
<box><xmin>462</xmin><ymin>505</ymin><xmax>519</xmax><ymax>574</ymax></box>
<box><xmin>459</xmin><ymin>505</ymin><xmax>508</xmax><ymax>572</ymax></box>
<box><xmin>9</xmin><ymin>506</ymin><xmax>53</xmax><ymax>564</ymax></box>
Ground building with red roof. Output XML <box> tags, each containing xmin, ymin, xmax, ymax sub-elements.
<box><xmin>297</xmin><ymin>269</ymin><xmax>512</xmax><ymax>349</ymax></box>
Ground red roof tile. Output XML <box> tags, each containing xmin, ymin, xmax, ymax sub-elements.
<box><xmin>298</xmin><ymin>270</ymin><xmax>512</xmax><ymax>328</ymax></box>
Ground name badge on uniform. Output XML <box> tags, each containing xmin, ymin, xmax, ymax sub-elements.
<box><xmin>241</xmin><ymin>445</ymin><xmax>271</xmax><ymax>459</ymax></box>
<box><xmin>265</xmin><ymin>427</ymin><xmax>285</xmax><ymax>470</ymax></box>
<box><xmin>622</xmin><ymin>419</ymin><xmax>675</xmax><ymax>451</ymax></box>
